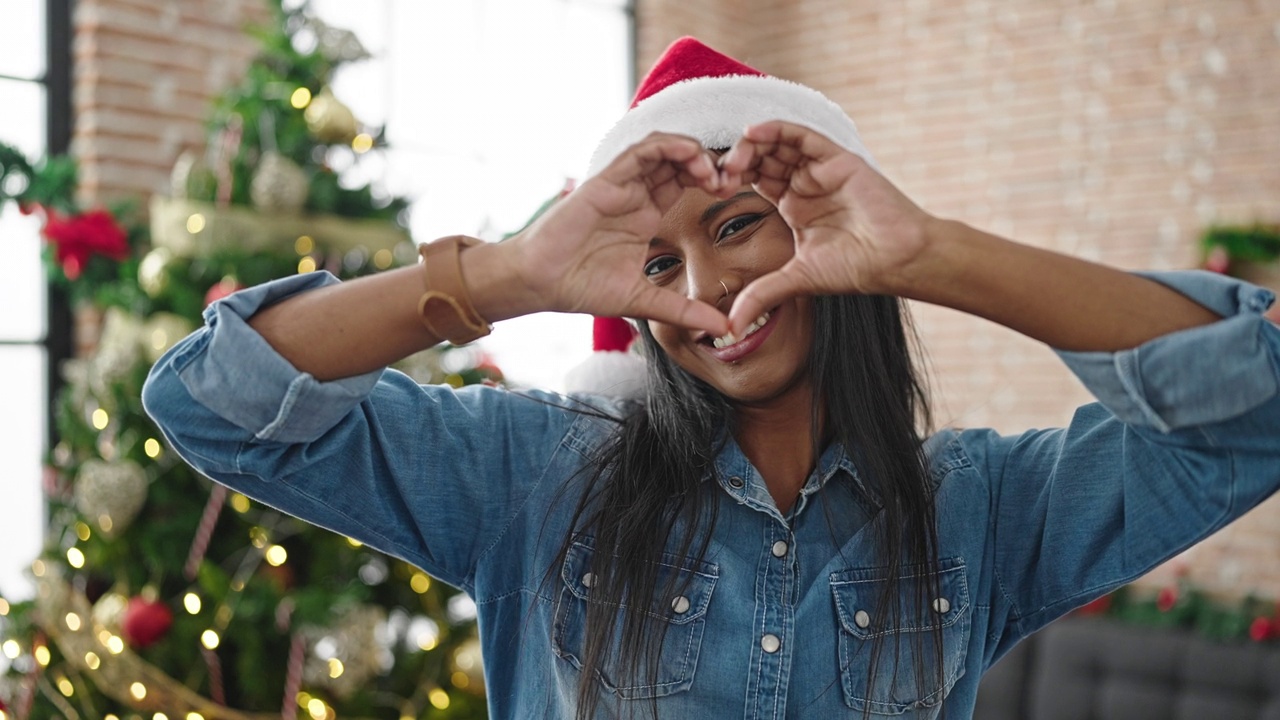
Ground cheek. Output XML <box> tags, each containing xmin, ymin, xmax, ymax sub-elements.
<box><xmin>647</xmin><ymin>321</ymin><xmax>683</xmax><ymax>357</ymax></box>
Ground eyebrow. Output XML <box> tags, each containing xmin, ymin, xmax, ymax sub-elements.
<box><xmin>699</xmin><ymin>191</ymin><xmax>758</xmax><ymax>225</ymax></box>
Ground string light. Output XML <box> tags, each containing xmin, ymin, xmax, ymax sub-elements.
<box><xmin>32</xmin><ymin>559</ymin><xmax>46</xmax><ymax>577</ymax></box>
<box><xmin>92</xmin><ymin>408</ymin><xmax>110</xmax><ymax>429</ymax></box>
<box><xmin>67</xmin><ymin>547</ymin><xmax>85</xmax><ymax>569</ymax></box>
<box><xmin>451</xmin><ymin>671</ymin><xmax>470</xmax><ymax>689</ymax></box>
<box><xmin>307</xmin><ymin>698</ymin><xmax>326</xmax><ymax>720</ymax></box>
<box><xmin>106</xmin><ymin>635</ymin><xmax>125</xmax><ymax>654</ymax></box>
<box><xmin>155</xmin><ymin>712</ymin><xmax>169</xmax><ymax>720</ymax></box>
<box><xmin>74</xmin><ymin>522</ymin><xmax>91</xmax><ymax>541</ymax></box>
<box><xmin>2</xmin><ymin>640</ymin><xmax>19</xmax><ymax>658</ymax></box>
<box><xmin>57</xmin><ymin>676</ymin><xmax>74</xmax><ymax>697</ymax></box>
<box><xmin>65</xmin><ymin>612</ymin><xmax>82</xmax><ymax>631</ymax></box>
<box><xmin>186</xmin><ymin>213</ymin><xmax>206</xmax><ymax>234</ymax></box>
<box><xmin>428</xmin><ymin>688</ymin><xmax>450</xmax><ymax>710</ymax></box>
<box><xmin>144</xmin><ymin>438</ymin><xmax>163</xmax><ymax>458</ymax></box>
<box><xmin>295</xmin><ymin>235</ymin><xmax>315</xmax><ymax>254</ymax></box>
<box><xmin>230</xmin><ymin>493</ymin><xmax>251</xmax><ymax>513</ymax></box>
<box><xmin>187</xmin><ymin>713</ymin><xmax>205</xmax><ymax>720</ymax></box>
<box><xmin>351</xmin><ymin>133</ymin><xmax>374</xmax><ymax>153</ymax></box>
<box><xmin>99</xmin><ymin>514</ymin><xmax>114</xmax><ymax>533</ymax></box>
<box><xmin>249</xmin><ymin>527</ymin><xmax>268</xmax><ymax>548</ymax></box>
<box><xmin>106</xmin><ymin>715</ymin><xmax>119</xmax><ymax>720</ymax></box>
<box><xmin>84</xmin><ymin>651</ymin><xmax>101</xmax><ymax>670</ymax></box>
<box><xmin>201</xmin><ymin>629</ymin><xmax>220</xmax><ymax>649</ymax></box>
<box><xmin>296</xmin><ymin>692</ymin><xmax>313</xmax><ymax>708</ymax></box>
<box><xmin>373</xmin><ymin>248</ymin><xmax>394</xmax><ymax>269</ymax></box>
<box><xmin>130</xmin><ymin>682</ymin><xmax>147</xmax><ymax>700</ymax></box>
<box><xmin>328</xmin><ymin>658</ymin><xmax>344</xmax><ymax>678</ymax></box>
<box><xmin>0</xmin><ymin>598</ymin><xmax>7</xmax><ymax>615</ymax></box>
<box><xmin>345</xmin><ymin>537</ymin><xmax>362</xmax><ymax>548</ymax></box>
<box><xmin>184</xmin><ymin>592</ymin><xmax>202</xmax><ymax>615</ymax></box>
<box><xmin>291</xmin><ymin>87</ymin><xmax>312</xmax><ymax>108</ymax></box>
<box><xmin>265</xmin><ymin>544</ymin><xmax>288</xmax><ymax>566</ymax></box>
<box><xmin>410</xmin><ymin>572</ymin><xmax>430</xmax><ymax>594</ymax></box>
<box><xmin>151</xmin><ymin>328</ymin><xmax>171</xmax><ymax>351</ymax></box>
<box><xmin>34</xmin><ymin>644</ymin><xmax>50</xmax><ymax>666</ymax></box>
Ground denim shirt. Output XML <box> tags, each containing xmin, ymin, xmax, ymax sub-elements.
<box><xmin>143</xmin><ymin>270</ymin><xmax>1280</xmax><ymax>719</ymax></box>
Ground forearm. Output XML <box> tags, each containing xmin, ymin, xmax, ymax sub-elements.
<box><xmin>896</xmin><ymin>218</ymin><xmax>1222</xmax><ymax>352</ymax></box>
<box><xmin>248</xmin><ymin>240</ymin><xmax>540</xmax><ymax>381</ymax></box>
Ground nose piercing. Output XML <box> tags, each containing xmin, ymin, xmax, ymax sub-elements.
<box><xmin>719</xmin><ymin>280</ymin><xmax>730</xmax><ymax>299</ymax></box>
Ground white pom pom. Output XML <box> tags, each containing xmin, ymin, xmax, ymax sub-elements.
<box><xmin>564</xmin><ymin>350</ymin><xmax>647</xmax><ymax>399</ymax></box>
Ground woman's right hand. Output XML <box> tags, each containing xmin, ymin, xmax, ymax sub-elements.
<box><xmin>509</xmin><ymin>132</ymin><xmax>731</xmax><ymax>337</ymax></box>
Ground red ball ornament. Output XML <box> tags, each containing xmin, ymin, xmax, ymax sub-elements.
<box><xmin>1250</xmin><ymin>617</ymin><xmax>1274</xmax><ymax>643</ymax></box>
<box><xmin>204</xmin><ymin>276</ymin><xmax>243</xmax><ymax>308</ymax></box>
<box><xmin>121</xmin><ymin>596</ymin><xmax>174</xmax><ymax>648</ymax></box>
<box><xmin>1156</xmin><ymin>586</ymin><xmax>1178</xmax><ymax>613</ymax></box>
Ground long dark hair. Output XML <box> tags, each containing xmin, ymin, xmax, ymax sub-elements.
<box><xmin>550</xmin><ymin>292</ymin><xmax>940</xmax><ymax>719</ymax></box>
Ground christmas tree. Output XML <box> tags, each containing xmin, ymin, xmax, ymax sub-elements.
<box><xmin>0</xmin><ymin>3</ymin><xmax>497</xmax><ymax>718</ymax></box>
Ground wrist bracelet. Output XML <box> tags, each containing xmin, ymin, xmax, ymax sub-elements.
<box><xmin>416</xmin><ymin>235</ymin><xmax>492</xmax><ymax>345</ymax></box>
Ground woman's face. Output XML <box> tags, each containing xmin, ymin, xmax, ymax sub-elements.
<box><xmin>645</xmin><ymin>185</ymin><xmax>814</xmax><ymax>408</ymax></box>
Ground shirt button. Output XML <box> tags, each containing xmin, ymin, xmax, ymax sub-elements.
<box><xmin>761</xmin><ymin>633</ymin><xmax>781</xmax><ymax>653</ymax></box>
<box><xmin>932</xmin><ymin>597</ymin><xmax>951</xmax><ymax>614</ymax></box>
<box><xmin>854</xmin><ymin>610</ymin><xmax>871</xmax><ymax>629</ymax></box>
<box><xmin>771</xmin><ymin>540</ymin><xmax>789</xmax><ymax>558</ymax></box>
<box><xmin>671</xmin><ymin>595</ymin><xmax>691</xmax><ymax>614</ymax></box>
<box><xmin>728</xmin><ymin>476</ymin><xmax>745</xmax><ymax>489</ymax></box>
<box><xmin>581</xmin><ymin>572</ymin><xmax>597</xmax><ymax>589</ymax></box>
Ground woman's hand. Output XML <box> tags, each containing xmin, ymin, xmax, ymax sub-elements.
<box><xmin>510</xmin><ymin>132</ymin><xmax>732</xmax><ymax>337</ymax></box>
<box><xmin>717</xmin><ymin>121</ymin><xmax>935</xmax><ymax>335</ymax></box>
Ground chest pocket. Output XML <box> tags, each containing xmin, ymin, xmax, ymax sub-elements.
<box><xmin>552</xmin><ymin>540</ymin><xmax>718</xmax><ymax>699</ymax></box>
<box><xmin>830</xmin><ymin>556</ymin><xmax>971</xmax><ymax>716</ymax></box>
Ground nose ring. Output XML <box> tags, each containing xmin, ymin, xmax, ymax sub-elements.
<box><xmin>719</xmin><ymin>280</ymin><xmax>730</xmax><ymax>300</ymax></box>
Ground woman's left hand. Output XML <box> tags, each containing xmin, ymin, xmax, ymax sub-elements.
<box><xmin>717</xmin><ymin>121</ymin><xmax>935</xmax><ymax>335</ymax></box>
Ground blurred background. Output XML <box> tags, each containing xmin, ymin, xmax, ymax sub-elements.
<box><xmin>0</xmin><ymin>0</ymin><xmax>1277</xmax><ymax>717</ymax></box>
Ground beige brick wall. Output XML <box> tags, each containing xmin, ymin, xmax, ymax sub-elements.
<box><xmin>72</xmin><ymin>0</ymin><xmax>266</xmax><ymax>204</ymax></box>
<box><xmin>640</xmin><ymin>0</ymin><xmax>1280</xmax><ymax>600</ymax></box>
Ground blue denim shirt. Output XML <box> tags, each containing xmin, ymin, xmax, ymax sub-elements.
<box><xmin>143</xmin><ymin>270</ymin><xmax>1280</xmax><ymax>719</ymax></box>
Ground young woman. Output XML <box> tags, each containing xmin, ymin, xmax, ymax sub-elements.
<box><xmin>144</xmin><ymin>38</ymin><xmax>1280</xmax><ymax>718</ymax></box>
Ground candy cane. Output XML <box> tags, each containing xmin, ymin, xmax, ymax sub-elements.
<box><xmin>185</xmin><ymin>483</ymin><xmax>228</xmax><ymax>580</ymax></box>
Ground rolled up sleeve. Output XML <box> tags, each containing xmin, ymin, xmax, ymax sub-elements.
<box><xmin>1055</xmin><ymin>270</ymin><xmax>1278</xmax><ymax>435</ymax></box>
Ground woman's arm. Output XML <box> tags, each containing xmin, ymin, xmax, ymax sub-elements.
<box><xmin>248</xmin><ymin>133</ymin><xmax>731</xmax><ymax>382</ymax></box>
<box><xmin>718</xmin><ymin>121</ymin><xmax>1223</xmax><ymax>350</ymax></box>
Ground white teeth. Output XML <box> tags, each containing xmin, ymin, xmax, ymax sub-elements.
<box><xmin>711</xmin><ymin>311</ymin><xmax>771</xmax><ymax>349</ymax></box>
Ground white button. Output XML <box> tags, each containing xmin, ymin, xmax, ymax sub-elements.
<box><xmin>932</xmin><ymin>597</ymin><xmax>951</xmax><ymax>614</ymax></box>
<box><xmin>771</xmin><ymin>541</ymin><xmax>789</xmax><ymax>558</ymax></box>
<box><xmin>671</xmin><ymin>595</ymin><xmax>690</xmax><ymax>614</ymax></box>
<box><xmin>854</xmin><ymin>610</ymin><xmax>871</xmax><ymax>629</ymax></box>
<box><xmin>761</xmin><ymin>633</ymin><xmax>781</xmax><ymax>653</ymax></box>
<box><xmin>581</xmin><ymin>572</ymin><xmax>596</xmax><ymax>589</ymax></box>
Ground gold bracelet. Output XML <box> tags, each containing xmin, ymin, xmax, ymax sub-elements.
<box><xmin>416</xmin><ymin>236</ymin><xmax>492</xmax><ymax>345</ymax></box>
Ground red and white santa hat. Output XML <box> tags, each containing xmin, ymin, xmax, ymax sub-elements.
<box><xmin>567</xmin><ymin>37</ymin><xmax>874</xmax><ymax>397</ymax></box>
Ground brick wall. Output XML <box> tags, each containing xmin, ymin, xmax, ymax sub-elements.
<box><xmin>72</xmin><ymin>0</ymin><xmax>267</xmax><ymax>205</ymax></box>
<box><xmin>639</xmin><ymin>0</ymin><xmax>1280</xmax><ymax>600</ymax></box>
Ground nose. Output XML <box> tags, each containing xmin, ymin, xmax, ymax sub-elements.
<box><xmin>685</xmin><ymin>260</ymin><xmax>737</xmax><ymax>312</ymax></box>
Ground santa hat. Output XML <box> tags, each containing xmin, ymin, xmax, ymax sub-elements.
<box><xmin>567</xmin><ymin>37</ymin><xmax>872</xmax><ymax>397</ymax></box>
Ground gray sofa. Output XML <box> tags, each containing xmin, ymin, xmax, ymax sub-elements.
<box><xmin>974</xmin><ymin>615</ymin><xmax>1280</xmax><ymax>719</ymax></box>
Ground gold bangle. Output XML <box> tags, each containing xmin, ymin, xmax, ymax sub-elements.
<box><xmin>416</xmin><ymin>236</ymin><xmax>492</xmax><ymax>345</ymax></box>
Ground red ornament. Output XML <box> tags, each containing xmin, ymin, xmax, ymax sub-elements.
<box><xmin>1076</xmin><ymin>594</ymin><xmax>1113</xmax><ymax>616</ymax></box>
<box><xmin>120</xmin><ymin>596</ymin><xmax>174</xmax><ymax>648</ymax></box>
<box><xmin>40</xmin><ymin>208</ymin><xmax>130</xmax><ymax>280</ymax></box>
<box><xmin>203</xmin><ymin>276</ymin><xmax>243</xmax><ymax>308</ymax></box>
<box><xmin>1250</xmin><ymin>617</ymin><xmax>1274</xmax><ymax>643</ymax></box>
<box><xmin>1204</xmin><ymin>245</ymin><xmax>1231</xmax><ymax>274</ymax></box>
<box><xmin>1156</xmin><ymin>586</ymin><xmax>1178</xmax><ymax>612</ymax></box>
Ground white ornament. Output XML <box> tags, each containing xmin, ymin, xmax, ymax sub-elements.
<box><xmin>74</xmin><ymin>459</ymin><xmax>148</xmax><ymax>537</ymax></box>
<box><xmin>250</xmin><ymin>151</ymin><xmax>310</xmax><ymax>213</ymax></box>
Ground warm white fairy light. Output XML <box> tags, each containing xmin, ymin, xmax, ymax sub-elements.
<box><xmin>265</xmin><ymin>544</ymin><xmax>288</xmax><ymax>566</ymax></box>
<box><xmin>295</xmin><ymin>235</ymin><xmax>315</xmax><ymax>255</ymax></box>
<box><xmin>106</xmin><ymin>635</ymin><xmax>125</xmax><ymax>654</ymax></box>
<box><xmin>351</xmin><ymin>133</ymin><xmax>373</xmax><ymax>153</ymax></box>
<box><xmin>74</xmin><ymin>522</ymin><xmax>91</xmax><ymax>541</ymax></box>
<box><xmin>57</xmin><ymin>676</ymin><xmax>74</xmax><ymax>697</ymax></box>
<box><xmin>298</xmin><ymin>256</ymin><xmax>318</xmax><ymax>274</ymax></box>
<box><xmin>201</xmin><ymin>629</ymin><xmax>220</xmax><ymax>649</ymax></box>
<box><xmin>230</xmin><ymin>493</ymin><xmax>251</xmax><ymax>513</ymax></box>
<box><xmin>34</xmin><ymin>644</ymin><xmax>50</xmax><ymax>666</ymax></box>
<box><xmin>99</xmin><ymin>514</ymin><xmax>114</xmax><ymax>533</ymax></box>
<box><xmin>429</xmin><ymin>688</ymin><xmax>450</xmax><ymax>709</ymax></box>
<box><xmin>291</xmin><ymin>87</ymin><xmax>312</xmax><ymax>108</ymax></box>
<box><xmin>65</xmin><ymin>612</ymin><xmax>82</xmax><ymax>631</ymax></box>
<box><xmin>130</xmin><ymin>682</ymin><xmax>147</xmax><ymax>700</ymax></box>
<box><xmin>2</xmin><ymin>640</ymin><xmax>19</xmax><ymax>658</ymax></box>
<box><xmin>85</xmin><ymin>651</ymin><xmax>101</xmax><ymax>670</ymax></box>
<box><xmin>186</xmin><ymin>213</ymin><xmax>206</xmax><ymax>234</ymax></box>
<box><xmin>328</xmin><ymin>657</ymin><xmax>344</xmax><ymax>678</ymax></box>
<box><xmin>144</xmin><ymin>438</ymin><xmax>163</xmax><ymax>458</ymax></box>
<box><xmin>184</xmin><ymin>592</ymin><xmax>202</xmax><ymax>614</ymax></box>
<box><xmin>154</xmin><ymin>712</ymin><xmax>168</xmax><ymax>720</ymax></box>
<box><xmin>410</xmin><ymin>572</ymin><xmax>430</xmax><ymax>594</ymax></box>
<box><xmin>187</xmin><ymin>713</ymin><xmax>205</xmax><ymax>720</ymax></box>
<box><xmin>307</xmin><ymin>698</ymin><xmax>326</xmax><ymax>720</ymax></box>
<box><xmin>67</xmin><ymin>547</ymin><xmax>85</xmax><ymax>568</ymax></box>
<box><xmin>92</xmin><ymin>408</ymin><xmax>109</xmax><ymax>430</ymax></box>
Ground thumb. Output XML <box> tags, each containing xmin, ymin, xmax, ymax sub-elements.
<box><xmin>629</xmin><ymin>284</ymin><xmax>729</xmax><ymax>337</ymax></box>
<box><xmin>728</xmin><ymin>262</ymin><xmax>806</xmax><ymax>335</ymax></box>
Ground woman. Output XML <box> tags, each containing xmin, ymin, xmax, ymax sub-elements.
<box><xmin>144</xmin><ymin>38</ymin><xmax>1280</xmax><ymax>718</ymax></box>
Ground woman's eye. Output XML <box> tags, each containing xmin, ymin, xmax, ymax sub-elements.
<box><xmin>718</xmin><ymin>213</ymin><xmax>762</xmax><ymax>241</ymax></box>
<box><xmin>644</xmin><ymin>256</ymin><xmax>679</xmax><ymax>278</ymax></box>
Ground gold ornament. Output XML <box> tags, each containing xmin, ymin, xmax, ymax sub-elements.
<box><xmin>92</xmin><ymin>591</ymin><xmax>129</xmax><ymax>632</ymax></box>
<box><xmin>143</xmin><ymin>312</ymin><xmax>195</xmax><ymax>363</ymax></box>
<box><xmin>304</xmin><ymin>87</ymin><xmax>359</xmax><ymax>144</ymax></box>
<box><xmin>450</xmin><ymin>636</ymin><xmax>486</xmax><ymax>695</ymax></box>
<box><xmin>138</xmin><ymin>247</ymin><xmax>174</xmax><ymax>298</ymax></box>
<box><xmin>250</xmin><ymin>151</ymin><xmax>310</xmax><ymax>213</ymax></box>
<box><xmin>74</xmin><ymin>459</ymin><xmax>148</xmax><ymax>538</ymax></box>
<box><xmin>170</xmin><ymin>150</ymin><xmax>216</xmax><ymax>200</ymax></box>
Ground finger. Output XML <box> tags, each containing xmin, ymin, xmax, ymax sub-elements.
<box><xmin>630</xmin><ymin>284</ymin><xmax>729</xmax><ymax>336</ymax></box>
<box><xmin>742</xmin><ymin>120</ymin><xmax>846</xmax><ymax>163</ymax></box>
<box><xmin>600</xmin><ymin>134</ymin><xmax>717</xmax><ymax>190</ymax></box>
<box><xmin>727</xmin><ymin>262</ymin><xmax>807</xmax><ymax>336</ymax></box>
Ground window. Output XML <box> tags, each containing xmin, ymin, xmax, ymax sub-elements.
<box><xmin>309</xmin><ymin>0</ymin><xmax>635</xmax><ymax>389</ymax></box>
<box><xmin>0</xmin><ymin>0</ymin><xmax>71</xmax><ymax>601</ymax></box>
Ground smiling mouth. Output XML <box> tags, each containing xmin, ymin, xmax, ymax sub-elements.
<box><xmin>706</xmin><ymin>310</ymin><xmax>772</xmax><ymax>348</ymax></box>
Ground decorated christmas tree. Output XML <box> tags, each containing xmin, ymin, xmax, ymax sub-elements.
<box><xmin>0</xmin><ymin>3</ymin><xmax>496</xmax><ymax>718</ymax></box>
